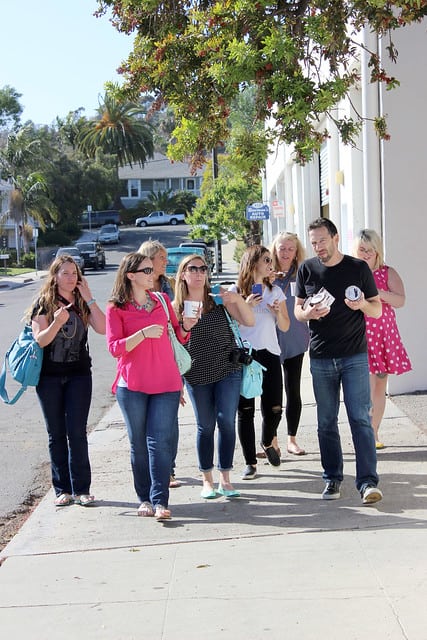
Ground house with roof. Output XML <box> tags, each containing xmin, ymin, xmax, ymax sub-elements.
<box><xmin>262</xmin><ymin>21</ymin><xmax>427</xmax><ymax>394</ymax></box>
<box><xmin>118</xmin><ymin>152</ymin><xmax>206</xmax><ymax>208</ymax></box>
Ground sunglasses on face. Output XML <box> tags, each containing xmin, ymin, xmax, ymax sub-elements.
<box><xmin>186</xmin><ymin>265</ymin><xmax>208</xmax><ymax>273</ymax></box>
<box><xmin>132</xmin><ymin>267</ymin><xmax>154</xmax><ymax>275</ymax></box>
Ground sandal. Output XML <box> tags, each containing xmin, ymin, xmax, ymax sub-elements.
<box><xmin>169</xmin><ymin>475</ymin><xmax>181</xmax><ymax>488</ymax></box>
<box><xmin>74</xmin><ymin>494</ymin><xmax>95</xmax><ymax>507</ymax></box>
<box><xmin>154</xmin><ymin>505</ymin><xmax>172</xmax><ymax>521</ymax></box>
<box><xmin>54</xmin><ymin>493</ymin><xmax>73</xmax><ymax>507</ymax></box>
<box><xmin>137</xmin><ymin>501</ymin><xmax>154</xmax><ymax>517</ymax></box>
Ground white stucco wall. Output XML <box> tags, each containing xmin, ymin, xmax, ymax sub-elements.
<box><xmin>379</xmin><ymin>22</ymin><xmax>427</xmax><ymax>393</ymax></box>
<box><xmin>263</xmin><ymin>21</ymin><xmax>427</xmax><ymax>393</ymax></box>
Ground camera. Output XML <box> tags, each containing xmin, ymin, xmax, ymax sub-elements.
<box><xmin>229</xmin><ymin>347</ymin><xmax>253</xmax><ymax>366</ymax></box>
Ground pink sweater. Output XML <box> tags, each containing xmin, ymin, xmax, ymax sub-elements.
<box><xmin>106</xmin><ymin>293</ymin><xmax>188</xmax><ymax>394</ymax></box>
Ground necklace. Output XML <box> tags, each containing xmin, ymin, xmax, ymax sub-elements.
<box><xmin>131</xmin><ymin>297</ymin><xmax>154</xmax><ymax>312</ymax></box>
<box><xmin>60</xmin><ymin>316</ymin><xmax>77</xmax><ymax>339</ymax></box>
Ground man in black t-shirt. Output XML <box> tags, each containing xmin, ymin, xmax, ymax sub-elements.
<box><xmin>295</xmin><ymin>218</ymin><xmax>383</xmax><ymax>504</ymax></box>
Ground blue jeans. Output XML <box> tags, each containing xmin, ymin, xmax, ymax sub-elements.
<box><xmin>186</xmin><ymin>370</ymin><xmax>241</xmax><ymax>472</ymax></box>
<box><xmin>36</xmin><ymin>374</ymin><xmax>92</xmax><ymax>497</ymax></box>
<box><xmin>116</xmin><ymin>387</ymin><xmax>180</xmax><ymax>507</ymax></box>
<box><xmin>310</xmin><ymin>353</ymin><xmax>378</xmax><ymax>492</ymax></box>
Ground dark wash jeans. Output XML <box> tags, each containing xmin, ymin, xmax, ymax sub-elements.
<box><xmin>238</xmin><ymin>349</ymin><xmax>283</xmax><ymax>467</ymax></box>
<box><xmin>36</xmin><ymin>374</ymin><xmax>92</xmax><ymax>497</ymax></box>
<box><xmin>310</xmin><ymin>352</ymin><xmax>378</xmax><ymax>492</ymax></box>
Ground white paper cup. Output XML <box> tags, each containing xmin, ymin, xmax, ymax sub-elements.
<box><xmin>184</xmin><ymin>300</ymin><xmax>202</xmax><ymax>317</ymax></box>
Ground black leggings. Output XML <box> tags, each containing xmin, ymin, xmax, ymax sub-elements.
<box><xmin>282</xmin><ymin>352</ymin><xmax>305</xmax><ymax>437</ymax></box>
<box><xmin>237</xmin><ymin>349</ymin><xmax>282</xmax><ymax>466</ymax></box>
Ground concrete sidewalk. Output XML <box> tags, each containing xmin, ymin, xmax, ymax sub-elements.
<box><xmin>1</xmin><ymin>240</ymin><xmax>427</xmax><ymax>639</ymax></box>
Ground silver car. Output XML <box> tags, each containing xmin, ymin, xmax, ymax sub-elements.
<box><xmin>55</xmin><ymin>247</ymin><xmax>85</xmax><ymax>273</ymax></box>
<box><xmin>98</xmin><ymin>224</ymin><xmax>120</xmax><ymax>244</ymax></box>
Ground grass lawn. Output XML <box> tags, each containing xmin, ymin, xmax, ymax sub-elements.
<box><xmin>0</xmin><ymin>267</ymin><xmax>36</xmax><ymax>277</ymax></box>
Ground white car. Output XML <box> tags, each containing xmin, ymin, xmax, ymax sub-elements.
<box><xmin>98</xmin><ymin>224</ymin><xmax>120</xmax><ymax>244</ymax></box>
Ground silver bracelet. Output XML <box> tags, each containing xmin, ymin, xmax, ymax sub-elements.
<box><xmin>87</xmin><ymin>298</ymin><xmax>96</xmax><ymax>307</ymax></box>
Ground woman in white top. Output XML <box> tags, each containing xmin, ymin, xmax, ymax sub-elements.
<box><xmin>230</xmin><ymin>245</ymin><xmax>290</xmax><ymax>480</ymax></box>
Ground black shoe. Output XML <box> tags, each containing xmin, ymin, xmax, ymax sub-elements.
<box><xmin>361</xmin><ymin>484</ymin><xmax>383</xmax><ymax>504</ymax></box>
<box><xmin>261</xmin><ymin>443</ymin><xmax>281</xmax><ymax>467</ymax></box>
<box><xmin>322</xmin><ymin>481</ymin><xmax>341</xmax><ymax>500</ymax></box>
<box><xmin>241</xmin><ymin>465</ymin><xmax>257</xmax><ymax>480</ymax></box>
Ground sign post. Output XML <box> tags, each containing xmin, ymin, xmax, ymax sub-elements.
<box><xmin>246</xmin><ymin>202</ymin><xmax>270</xmax><ymax>221</ymax></box>
<box><xmin>87</xmin><ymin>204</ymin><xmax>92</xmax><ymax>232</ymax></box>
<box><xmin>33</xmin><ymin>227</ymin><xmax>39</xmax><ymax>272</ymax></box>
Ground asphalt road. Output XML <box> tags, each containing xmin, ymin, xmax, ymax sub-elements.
<box><xmin>0</xmin><ymin>224</ymin><xmax>192</xmax><ymax>521</ymax></box>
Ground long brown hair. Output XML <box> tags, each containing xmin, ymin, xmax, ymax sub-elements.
<box><xmin>173</xmin><ymin>253</ymin><xmax>214</xmax><ymax>319</ymax></box>
<box><xmin>109</xmin><ymin>252</ymin><xmax>150</xmax><ymax>307</ymax></box>
<box><xmin>237</xmin><ymin>245</ymin><xmax>273</xmax><ymax>298</ymax></box>
<box><xmin>26</xmin><ymin>255</ymin><xmax>88</xmax><ymax>325</ymax></box>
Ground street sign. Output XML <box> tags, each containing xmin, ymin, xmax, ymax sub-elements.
<box><xmin>271</xmin><ymin>200</ymin><xmax>285</xmax><ymax>218</ymax></box>
<box><xmin>246</xmin><ymin>202</ymin><xmax>270</xmax><ymax>220</ymax></box>
<box><xmin>0</xmin><ymin>254</ymin><xmax>9</xmax><ymax>259</ymax></box>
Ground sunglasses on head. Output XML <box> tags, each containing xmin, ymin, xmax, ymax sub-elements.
<box><xmin>133</xmin><ymin>267</ymin><xmax>154</xmax><ymax>275</ymax></box>
<box><xmin>186</xmin><ymin>265</ymin><xmax>208</xmax><ymax>273</ymax></box>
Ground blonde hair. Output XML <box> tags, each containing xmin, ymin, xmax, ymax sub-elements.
<box><xmin>353</xmin><ymin>229</ymin><xmax>384</xmax><ymax>270</ymax></box>
<box><xmin>138</xmin><ymin>239</ymin><xmax>166</xmax><ymax>258</ymax></box>
<box><xmin>173</xmin><ymin>253</ymin><xmax>214</xmax><ymax>319</ymax></box>
<box><xmin>270</xmin><ymin>231</ymin><xmax>305</xmax><ymax>275</ymax></box>
<box><xmin>25</xmin><ymin>255</ymin><xmax>89</xmax><ymax>325</ymax></box>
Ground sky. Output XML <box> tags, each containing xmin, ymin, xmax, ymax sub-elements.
<box><xmin>0</xmin><ymin>0</ymin><xmax>134</xmax><ymax>125</ymax></box>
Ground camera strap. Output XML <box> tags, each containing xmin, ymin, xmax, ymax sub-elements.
<box><xmin>223</xmin><ymin>306</ymin><xmax>246</xmax><ymax>350</ymax></box>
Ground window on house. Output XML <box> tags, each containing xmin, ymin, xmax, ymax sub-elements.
<box><xmin>186</xmin><ymin>179</ymin><xmax>195</xmax><ymax>190</ymax></box>
<box><xmin>129</xmin><ymin>180</ymin><xmax>139</xmax><ymax>198</ymax></box>
<box><xmin>153</xmin><ymin>179</ymin><xmax>167</xmax><ymax>192</ymax></box>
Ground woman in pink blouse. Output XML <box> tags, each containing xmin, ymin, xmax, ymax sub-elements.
<box><xmin>106</xmin><ymin>252</ymin><xmax>198</xmax><ymax>520</ymax></box>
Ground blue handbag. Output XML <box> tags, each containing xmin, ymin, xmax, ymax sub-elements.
<box><xmin>223</xmin><ymin>308</ymin><xmax>266</xmax><ymax>399</ymax></box>
<box><xmin>0</xmin><ymin>325</ymin><xmax>43</xmax><ymax>405</ymax></box>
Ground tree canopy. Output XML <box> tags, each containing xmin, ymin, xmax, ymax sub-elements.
<box><xmin>96</xmin><ymin>0</ymin><xmax>427</xmax><ymax>166</ymax></box>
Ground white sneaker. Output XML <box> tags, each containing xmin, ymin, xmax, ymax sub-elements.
<box><xmin>362</xmin><ymin>485</ymin><xmax>383</xmax><ymax>504</ymax></box>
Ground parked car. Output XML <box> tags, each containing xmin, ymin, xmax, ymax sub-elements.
<box><xmin>75</xmin><ymin>241</ymin><xmax>106</xmax><ymax>270</ymax></box>
<box><xmin>135</xmin><ymin>211</ymin><xmax>186</xmax><ymax>227</ymax></box>
<box><xmin>179</xmin><ymin>241</ymin><xmax>215</xmax><ymax>272</ymax></box>
<box><xmin>78</xmin><ymin>210</ymin><xmax>121</xmax><ymax>228</ymax></box>
<box><xmin>55</xmin><ymin>247</ymin><xmax>85</xmax><ymax>273</ymax></box>
<box><xmin>98</xmin><ymin>224</ymin><xmax>120</xmax><ymax>244</ymax></box>
<box><xmin>166</xmin><ymin>246</ymin><xmax>206</xmax><ymax>278</ymax></box>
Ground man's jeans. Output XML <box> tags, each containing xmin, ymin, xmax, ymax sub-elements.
<box><xmin>116</xmin><ymin>387</ymin><xmax>180</xmax><ymax>507</ymax></box>
<box><xmin>186</xmin><ymin>369</ymin><xmax>241</xmax><ymax>471</ymax></box>
<box><xmin>310</xmin><ymin>353</ymin><xmax>378</xmax><ymax>491</ymax></box>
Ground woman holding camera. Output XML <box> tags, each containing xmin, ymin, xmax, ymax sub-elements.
<box><xmin>229</xmin><ymin>245</ymin><xmax>290</xmax><ymax>480</ymax></box>
<box><xmin>174</xmin><ymin>254</ymin><xmax>254</xmax><ymax>499</ymax></box>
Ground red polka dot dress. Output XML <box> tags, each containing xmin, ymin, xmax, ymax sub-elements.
<box><xmin>365</xmin><ymin>265</ymin><xmax>412</xmax><ymax>375</ymax></box>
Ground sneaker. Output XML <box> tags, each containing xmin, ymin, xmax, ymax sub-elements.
<box><xmin>322</xmin><ymin>481</ymin><xmax>341</xmax><ymax>500</ymax></box>
<box><xmin>361</xmin><ymin>484</ymin><xmax>383</xmax><ymax>504</ymax></box>
<box><xmin>242</xmin><ymin>465</ymin><xmax>257</xmax><ymax>480</ymax></box>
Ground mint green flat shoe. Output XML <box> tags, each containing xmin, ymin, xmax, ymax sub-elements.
<box><xmin>217</xmin><ymin>486</ymin><xmax>240</xmax><ymax>498</ymax></box>
<box><xmin>200</xmin><ymin>487</ymin><xmax>217</xmax><ymax>499</ymax></box>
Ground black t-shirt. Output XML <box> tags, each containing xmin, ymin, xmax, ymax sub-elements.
<box><xmin>295</xmin><ymin>255</ymin><xmax>378</xmax><ymax>358</ymax></box>
<box><xmin>32</xmin><ymin>303</ymin><xmax>91</xmax><ymax>376</ymax></box>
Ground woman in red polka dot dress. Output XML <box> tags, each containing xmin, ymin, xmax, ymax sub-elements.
<box><xmin>354</xmin><ymin>229</ymin><xmax>412</xmax><ymax>449</ymax></box>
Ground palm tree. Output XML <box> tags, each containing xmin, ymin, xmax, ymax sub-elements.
<box><xmin>0</xmin><ymin>126</ymin><xmax>58</xmax><ymax>262</ymax></box>
<box><xmin>77</xmin><ymin>93</ymin><xmax>154</xmax><ymax>168</ymax></box>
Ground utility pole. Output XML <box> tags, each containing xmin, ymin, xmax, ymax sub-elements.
<box><xmin>212</xmin><ymin>147</ymin><xmax>222</xmax><ymax>273</ymax></box>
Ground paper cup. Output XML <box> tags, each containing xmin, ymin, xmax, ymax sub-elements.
<box><xmin>184</xmin><ymin>300</ymin><xmax>202</xmax><ymax>317</ymax></box>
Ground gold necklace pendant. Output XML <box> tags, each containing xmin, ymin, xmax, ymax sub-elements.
<box><xmin>60</xmin><ymin>316</ymin><xmax>77</xmax><ymax>339</ymax></box>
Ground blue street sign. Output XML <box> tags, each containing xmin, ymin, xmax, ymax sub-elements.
<box><xmin>246</xmin><ymin>202</ymin><xmax>270</xmax><ymax>220</ymax></box>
